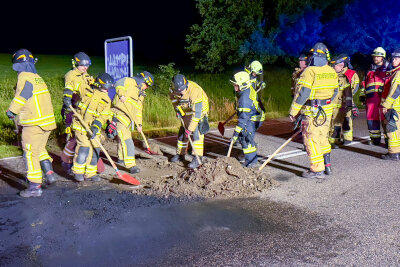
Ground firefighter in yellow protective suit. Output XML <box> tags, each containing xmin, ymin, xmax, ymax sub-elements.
<box><xmin>329</xmin><ymin>54</ymin><xmax>360</xmax><ymax>148</ymax></box>
<box><xmin>289</xmin><ymin>43</ymin><xmax>339</xmax><ymax>179</ymax></box>
<box><xmin>6</xmin><ymin>49</ymin><xmax>57</xmax><ymax>197</ymax></box>
<box><xmin>106</xmin><ymin>71</ymin><xmax>154</xmax><ymax>174</ymax></box>
<box><xmin>70</xmin><ymin>73</ymin><xmax>114</xmax><ymax>182</ymax></box>
<box><xmin>381</xmin><ymin>48</ymin><xmax>400</xmax><ymax>160</ymax></box>
<box><xmin>169</xmin><ymin>74</ymin><xmax>209</xmax><ymax>168</ymax></box>
<box><xmin>291</xmin><ymin>54</ymin><xmax>308</xmax><ymax>98</ymax></box>
<box><xmin>61</xmin><ymin>52</ymin><xmax>94</xmax><ymax>173</ymax></box>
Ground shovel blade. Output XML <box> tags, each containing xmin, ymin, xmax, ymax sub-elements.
<box><xmin>144</xmin><ymin>148</ymin><xmax>159</xmax><ymax>155</ymax></box>
<box><xmin>97</xmin><ymin>158</ymin><xmax>105</xmax><ymax>173</ymax></box>
<box><xmin>218</xmin><ymin>122</ymin><xmax>225</xmax><ymax>136</ymax></box>
<box><xmin>117</xmin><ymin>171</ymin><xmax>140</xmax><ymax>185</ymax></box>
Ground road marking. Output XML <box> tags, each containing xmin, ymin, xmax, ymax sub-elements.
<box><xmin>259</xmin><ymin>135</ymin><xmax>371</xmax><ymax>162</ymax></box>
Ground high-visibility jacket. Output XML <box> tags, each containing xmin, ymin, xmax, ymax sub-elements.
<box><xmin>360</xmin><ymin>62</ymin><xmax>390</xmax><ymax>96</ymax></box>
<box><xmin>291</xmin><ymin>67</ymin><xmax>304</xmax><ymax>97</ymax></box>
<box><xmin>289</xmin><ymin>65</ymin><xmax>339</xmax><ymax>117</ymax></box>
<box><xmin>334</xmin><ymin>67</ymin><xmax>360</xmax><ymax>108</ymax></box>
<box><xmin>71</xmin><ymin>87</ymin><xmax>112</xmax><ymax>133</ymax></box>
<box><xmin>179</xmin><ymin>81</ymin><xmax>209</xmax><ymax>132</ymax></box>
<box><xmin>112</xmin><ymin>77</ymin><xmax>144</xmax><ymax>128</ymax></box>
<box><xmin>234</xmin><ymin>86</ymin><xmax>265</xmax><ymax>135</ymax></box>
<box><xmin>8</xmin><ymin>72</ymin><xmax>56</xmax><ymax>131</ymax></box>
<box><xmin>381</xmin><ymin>66</ymin><xmax>400</xmax><ymax>112</ymax></box>
<box><xmin>63</xmin><ymin>67</ymin><xmax>94</xmax><ymax>98</ymax></box>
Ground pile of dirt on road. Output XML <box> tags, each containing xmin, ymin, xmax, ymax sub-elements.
<box><xmin>137</xmin><ymin>157</ymin><xmax>277</xmax><ymax>199</ymax></box>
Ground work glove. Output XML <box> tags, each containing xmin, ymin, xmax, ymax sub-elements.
<box><xmin>106</xmin><ymin>120</ymin><xmax>118</xmax><ymax>139</ymax></box>
<box><xmin>293</xmin><ymin>114</ymin><xmax>304</xmax><ymax>130</ymax></box>
<box><xmin>90</xmin><ymin>120</ymin><xmax>102</xmax><ymax>139</ymax></box>
<box><xmin>257</xmin><ymin>81</ymin><xmax>266</xmax><ymax>91</ymax></box>
<box><xmin>6</xmin><ymin>110</ymin><xmax>16</xmax><ymax>120</ymax></box>
<box><xmin>62</xmin><ymin>96</ymin><xmax>72</xmax><ymax>113</ymax></box>
<box><xmin>231</xmin><ymin>135</ymin><xmax>238</xmax><ymax>144</ymax></box>
<box><xmin>184</xmin><ymin>129</ymin><xmax>191</xmax><ymax>138</ymax></box>
<box><xmin>352</xmin><ymin>105</ymin><xmax>359</xmax><ymax>118</ymax></box>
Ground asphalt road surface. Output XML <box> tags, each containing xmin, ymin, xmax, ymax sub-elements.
<box><xmin>1</xmin><ymin>111</ymin><xmax>399</xmax><ymax>266</ymax></box>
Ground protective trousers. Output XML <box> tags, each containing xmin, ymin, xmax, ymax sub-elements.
<box><xmin>302</xmin><ymin>114</ymin><xmax>332</xmax><ymax>172</ymax></box>
<box><xmin>366</xmin><ymin>94</ymin><xmax>386</xmax><ymax>142</ymax></box>
<box><xmin>72</xmin><ymin>131</ymin><xmax>100</xmax><ymax>178</ymax></box>
<box><xmin>329</xmin><ymin>106</ymin><xmax>346</xmax><ymax>144</ymax></box>
<box><xmin>176</xmin><ymin>117</ymin><xmax>204</xmax><ymax>156</ymax></box>
<box><xmin>343</xmin><ymin>110</ymin><xmax>353</xmax><ymax>142</ymax></box>
<box><xmin>116</xmin><ymin>122</ymin><xmax>136</xmax><ymax>168</ymax></box>
<box><xmin>238</xmin><ymin>121</ymin><xmax>259</xmax><ymax>165</ymax></box>
<box><xmin>21</xmin><ymin>126</ymin><xmax>52</xmax><ymax>184</ymax></box>
<box><xmin>387</xmin><ymin>118</ymin><xmax>400</xmax><ymax>154</ymax></box>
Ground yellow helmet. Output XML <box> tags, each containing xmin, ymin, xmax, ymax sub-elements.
<box><xmin>372</xmin><ymin>47</ymin><xmax>386</xmax><ymax>57</ymax></box>
<box><xmin>231</xmin><ymin>71</ymin><xmax>251</xmax><ymax>91</ymax></box>
<box><xmin>249</xmin><ymin>60</ymin><xmax>263</xmax><ymax>75</ymax></box>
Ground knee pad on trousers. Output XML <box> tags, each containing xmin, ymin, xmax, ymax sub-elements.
<box><xmin>177</xmin><ymin>126</ymin><xmax>186</xmax><ymax>142</ymax></box>
<box><xmin>90</xmin><ymin>148</ymin><xmax>101</xmax><ymax>166</ymax></box>
<box><xmin>343</xmin><ymin>118</ymin><xmax>351</xmax><ymax>131</ymax></box>
<box><xmin>192</xmin><ymin>128</ymin><xmax>200</xmax><ymax>141</ymax></box>
<box><xmin>367</xmin><ymin>120</ymin><xmax>381</xmax><ymax>130</ymax></box>
<box><xmin>76</xmin><ymin>147</ymin><xmax>90</xmax><ymax>164</ymax></box>
<box><xmin>125</xmin><ymin>139</ymin><xmax>135</xmax><ymax>157</ymax></box>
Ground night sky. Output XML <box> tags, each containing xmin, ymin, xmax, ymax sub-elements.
<box><xmin>1</xmin><ymin>1</ymin><xmax>199</xmax><ymax>64</ymax></box>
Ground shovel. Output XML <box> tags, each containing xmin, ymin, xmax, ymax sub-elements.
<box><xmin>70</xmin><ymin>106</ymin><xmax>140</xmax><ymax>185</ymax></box>
<box><xmin>258</xmin><ymin>129</ymin><xmax>301</xmax><ymax>171</ymax></box>
<box><xmin>122</xmin><ymin>102</ymin><xmax>159</xmax><ymax>155</ymax></box>
<box><xmin>180</xmin><ymin>117</ymin><xmax>202</xmax><ymax>166</ymax></box>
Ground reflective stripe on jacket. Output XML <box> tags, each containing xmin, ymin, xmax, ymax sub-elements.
<box><xmin>112</xmin><ymin>77</ymin><xmax>144</xmax><ymax>128</ymax></box>
<box><xmin>9</xmin><ymin>72</ymin><xmax>56</xmax><ymax>130</ymax></box>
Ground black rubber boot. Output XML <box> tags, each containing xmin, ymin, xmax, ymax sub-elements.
<box><xmin>61</xmin><ymin>162</ymin><xmax>73</xmax><ymax>175</ymax></box>
<box><xmin>331</xmin><ymin>143</ymin><xmax>339</xmax><ymax>149</ymax></box>
<box><xmin>302</xmin><ymin>170</ymin><xmax>326</xmax><ymax>179</ymax></box>
<box><xmin>323</xmin><ymin>153</ymin><xmax>332</xmax><ymax>175</ymax></box>
<box><xmin>40</xmin><ymin>160</ymin><xmax>57</xmax><ymax>185</ymax></box>
<box><xmin>86</xmin><ymin>175</ymin><xmax>101</xmax><ymax>182</ymax></box>
<box><xmin>170</xmin><ymin>154</ymin><xmax>185</xmax><ymax>163</ymax></box>
<box><xmin>343</xmin><ymin>140</ymin><xmax>352</xmax><ymax>146</ymax></box>
<box><xmin>368</xmin><ymin>138</ymin><xmax>381</xmax><ymax>146</ymax></box>
<box><xmin>381</xmin><ymin>153</ymin><xmax>400</xmax><ymax>161</ymax></box>
<box><xmin>20</xmin><ymin>183</ymin><xmax>42</xmax><ymax>198</ymax></box>
<box><xmin>188</xmin><ymin>156</ymin><xmax>203</xmax><ymax>169</ymax></box>
<box><xmin>384</xmin><ymin>138</ymin><xmax>389</xmax><ymax>149</ymax></box>
<box><xmin>243</xmin><ymin>161</ymin><xmax>259</xmax><ymax>168</ymax></box>
<box><xmin>74</xmin><ymin>173</ymin><xmax>84</xmax><ymax>182</ymax></box>
<box><xmin>130</xmin><ymin>166</ymin><xmax>141</xmax><ymax>174</ymax></box>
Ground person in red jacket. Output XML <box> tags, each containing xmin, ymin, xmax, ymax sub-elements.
<box><xmin>359</xmin><ymin>47</ymin><xmax>390</xmax><ymax>146</ymax></box>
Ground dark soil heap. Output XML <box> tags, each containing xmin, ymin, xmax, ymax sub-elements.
<box><xmin>139</xmin><ymin>157</ymin><xmax>277</xmax><ymax>199</ymax></box>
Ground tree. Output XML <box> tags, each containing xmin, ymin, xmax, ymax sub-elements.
<box><xmin>275</xmin><ymin>6</ymin><xmax>323</xmax><ymax>57</ymax></box>
<box><xmin>240</xmin><ymin>6</ymin><xmax>322</xmax><ymax>64</ymax></box>
<box><xmin>324</xmin><ymin>0</ymin><xmax>400</xmax><ymax>55</ymax></box>
<box><xmin>186</xmin><ymin>0</ymin><xmax>263</xmax><ymax>72</ymax></box>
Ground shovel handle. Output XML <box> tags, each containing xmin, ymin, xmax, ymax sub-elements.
<box><xmin>69</xmin><ymin>106</ymin><xmax>119</xmax><ymax>172</ymax></box>
<box><xmin>227</xmin><ymin>140</ymin><xmax>234</xmax><ymax>157</ymax></box>
<box><xmin>180</xmin><ymin>118</ymin><xmax>202</xmax><ymax>165</ymax></box>
<box><xmin>258</xmin><ymin>130</ymin><xmax>301</xmax><ymax>171</ymax></box>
